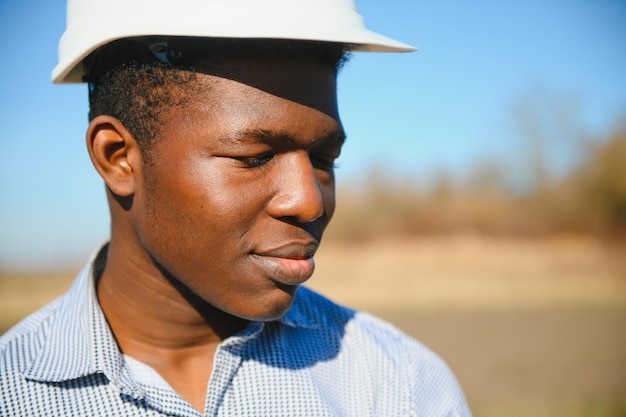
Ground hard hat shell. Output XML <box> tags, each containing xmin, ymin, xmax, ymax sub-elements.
<box><xmin>52</xmin><ymin>0</ymin><xmax>416</xmax><ymax>84</ymax></box>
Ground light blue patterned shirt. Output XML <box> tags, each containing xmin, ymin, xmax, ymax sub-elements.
<box><xmin>0</xmin><ymin>246</ymin><xmax>471</xmax><ymax>416</ymax></box>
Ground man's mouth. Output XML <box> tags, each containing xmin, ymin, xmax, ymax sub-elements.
<box><xmin>250</xmin><ymin>242</ymin><xmax>318</xmax><ymax>285</ymax></box>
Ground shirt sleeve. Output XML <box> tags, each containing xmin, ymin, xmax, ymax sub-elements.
<box><xmin>410</xmin><ymin>345</ymin><xmax>473</xmax><ymax>417</ymax></box>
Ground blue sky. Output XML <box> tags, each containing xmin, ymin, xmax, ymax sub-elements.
<box><xmin>1</xmin><ymin>0</ymin><xmax>625</xmax><ymax>271</ymax></box>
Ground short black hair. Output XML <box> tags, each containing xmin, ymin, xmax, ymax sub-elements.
<box><xmin>87</xmin><ymin>38</ymin><xmax>350</xmax><ymax>159</ymax></box>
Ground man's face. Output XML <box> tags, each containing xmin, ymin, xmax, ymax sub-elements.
<box><xmin>130</xmin><ymin>58</ymin><xmax>344</xmax><ymax>321</ymax></box>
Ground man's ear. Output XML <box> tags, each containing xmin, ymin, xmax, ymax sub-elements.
<box><xmin>86</xmin><ymin>115</ymin><xmax>141</xmax><ymax>197</ymax></box>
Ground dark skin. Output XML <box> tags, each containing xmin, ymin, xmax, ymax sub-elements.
<box><xmin>86</xmin><ymin>57</ymin><xmax>344</xmax><ymax>412</ymax></box>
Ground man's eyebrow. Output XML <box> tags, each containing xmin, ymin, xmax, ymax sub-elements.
<box><xmin>219</xmin><ymin>128</ymin><xmax>347</xmax><ymax>146</ymax></box>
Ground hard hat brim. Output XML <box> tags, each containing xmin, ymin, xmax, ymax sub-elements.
<box><xmin>52</xmin><ymin>4</ymin><xmax>416</xmax><ymax>84</ymax></box>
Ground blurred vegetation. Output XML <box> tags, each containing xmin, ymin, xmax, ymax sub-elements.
<box><xmin>327</xmin><ymin>126</ymin><xmax>626</xmax><ymax>242</ymax></box>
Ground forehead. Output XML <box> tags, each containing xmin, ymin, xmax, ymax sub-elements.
<box><xmin>193</xmin><ymin>56</ymin><xmax>339</xmax><ymax>118</ymax></box>
<box><xmin>155</xmin><ymin>61</ymin><xmax>344</xmax><ymax>154</ymax></box>
<box><xmin>162</xmin><ymin>60</ymin><xmax>342</xmax><ymax>141</ymax></box>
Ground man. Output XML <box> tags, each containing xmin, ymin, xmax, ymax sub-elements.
<box><xmin>1</xmin><ymin>1</ymin><xmax>471</xmax><ymax>416</ymax></box>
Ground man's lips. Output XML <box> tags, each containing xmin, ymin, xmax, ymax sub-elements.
<box><xmin>250</xmin><ymin>243</ymin><xmax>317</xmax><ymax>285</ymax></box>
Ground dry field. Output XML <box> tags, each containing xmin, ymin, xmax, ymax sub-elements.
<box><xmin>2</xmin><ymin>235</ymin><xmax>625</xmax><ymax>417</ymax></box>
<box><xmin>310</xmin><ymin>235</ymin><xmax>626</xmax><ymax>417</ymax></box>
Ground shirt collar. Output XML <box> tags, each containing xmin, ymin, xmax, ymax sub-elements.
<box><xmin>278</xmin><ymin>287</ymin><xmax>322</xmax><ymax>330</ymax></box>
<box><xmin>22</xmin><ymin>244</ymin><xmax>144</xmax><ymax>398</ymax></box>
<box><xmin>22</xmin><ymin>244</ymin><xmax>321</xmax><ymax>387</ymax></box>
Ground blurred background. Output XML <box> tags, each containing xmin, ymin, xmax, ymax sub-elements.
<box><xmin>1</xmin><ymin>1</ymin><xmax>625</xmax><ymax>416</ymax></box>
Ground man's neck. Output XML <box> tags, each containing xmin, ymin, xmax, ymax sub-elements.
<box><xmin>96</xmin><ymin>241</ymin><xmax>247</xmax><ymax>412</ymax></box>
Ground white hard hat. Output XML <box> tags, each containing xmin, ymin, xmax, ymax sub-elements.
<box><xmin>52</xmin><ymin>0</ymin><xmax>416</xmax><ymax>84</ymax></box>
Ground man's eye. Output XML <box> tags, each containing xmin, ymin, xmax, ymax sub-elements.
<box><xmin>311</xmin><ymin>156</ymin><xmax>338</xmax><ymax>171</ymax></box>
<box><xmin>237</xmin><ymin>154</ymin><xmax>275</xmax><ymax>168</ymax></box>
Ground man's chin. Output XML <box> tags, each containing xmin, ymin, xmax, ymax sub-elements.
<box><xmin>236</xmin><ymin>286</ymin><xmax>299</xmax><ymax>323</ymax></box>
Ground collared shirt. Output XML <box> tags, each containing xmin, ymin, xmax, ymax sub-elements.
<box><xmin>0</xmin><ymin>246</ymin><xmax>471</xmax><ymax>417</ymax></box>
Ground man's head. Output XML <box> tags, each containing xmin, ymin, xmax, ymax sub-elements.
<box><xmin>86</xmin><ymin>39</ymin><xmax>347</xmax><ymax>320</ymax></box>
<box><xmin>59</xmin><ymin>0</ymin><xmax>414</xmax><ymax>321</ymax></box>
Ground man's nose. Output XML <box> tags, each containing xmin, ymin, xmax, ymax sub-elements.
<box><xmin>267</xmin><ymin>152</ymin><xmax>325</xmax><ymax>223</ymax></box>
